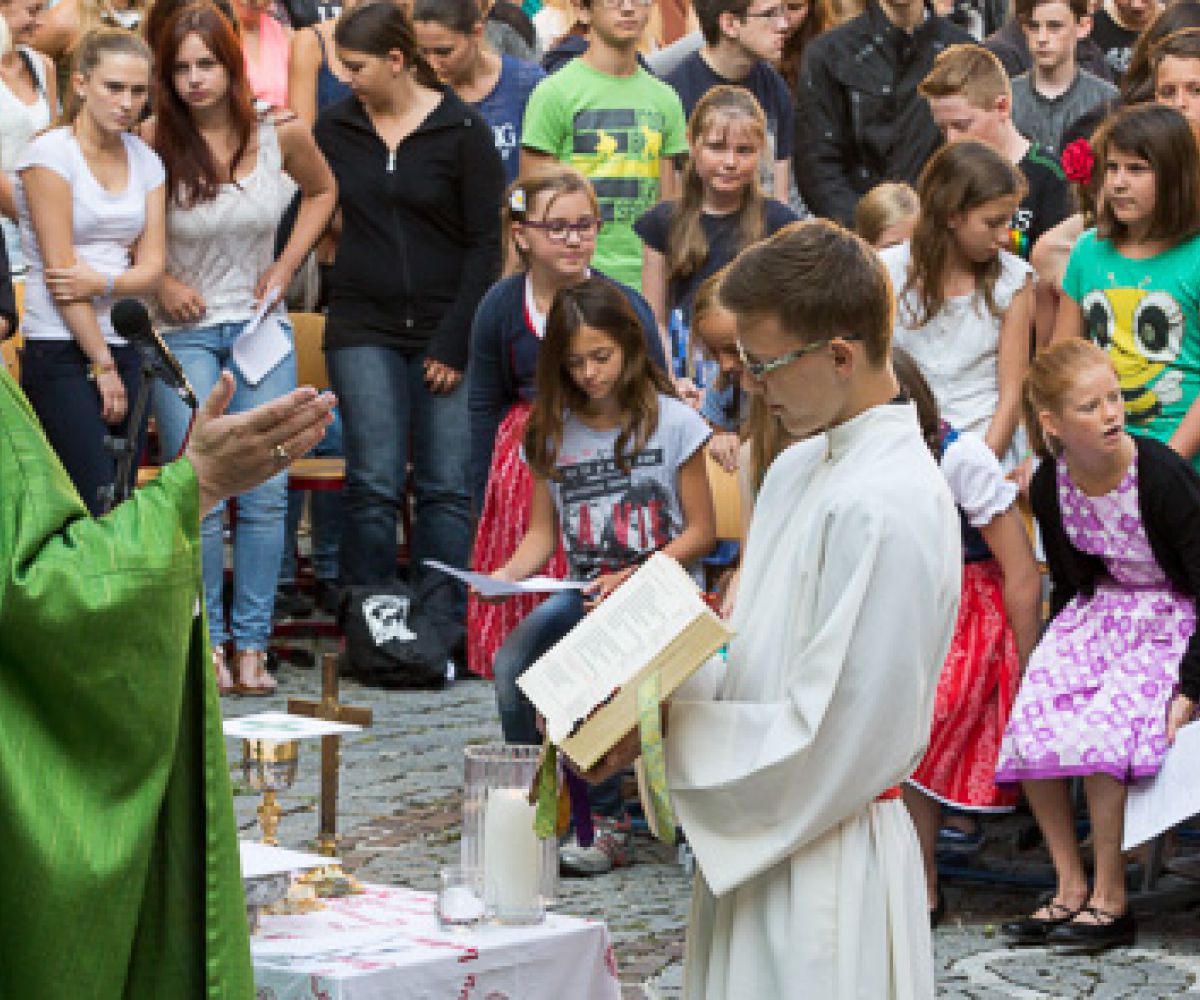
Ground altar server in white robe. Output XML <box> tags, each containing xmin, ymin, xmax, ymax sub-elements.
<box><xmin>586</xmin><ymin>220</ymin><xmax>962</xmax><ymax>999</ymax></box>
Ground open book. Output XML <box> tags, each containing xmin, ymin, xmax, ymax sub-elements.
<box><xmin>517</xmin><ymin>553</ymin><xmax>732</xmax><ymax>772</ymax></box>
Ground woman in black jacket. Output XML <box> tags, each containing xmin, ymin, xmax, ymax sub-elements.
<box><xmin>315</xmin><ymin>0</ymin><xmax>503</xmax><ymax>638</ymax></box>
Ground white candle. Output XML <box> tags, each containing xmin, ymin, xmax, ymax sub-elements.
<box><xmin>483</xmin><ymin>787</ymin><xmax>541</xmax><ymax>918</ymax></box>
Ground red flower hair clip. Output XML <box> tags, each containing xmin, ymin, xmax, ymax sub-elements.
<box><xmin>1061</xmin><ymin>138</ymin><xmax>1095</xmax><ymax>185</ymax></box>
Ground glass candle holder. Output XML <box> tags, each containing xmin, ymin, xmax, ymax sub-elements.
<box><xmin>461</xmin><ymin>744</ymin><xmax>557</xmax><ymax>925</ymax></box>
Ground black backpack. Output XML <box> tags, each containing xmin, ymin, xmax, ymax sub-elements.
<box><xmin>340</xmin><ymin>576</ymin><xmax>454</xmax><ymax>689</ymax></box>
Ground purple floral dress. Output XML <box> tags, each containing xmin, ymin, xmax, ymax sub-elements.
<box><xmin>995</xmin><ymin>454</ymin><xmax>1196</xmax><ymax>784</ymax></box>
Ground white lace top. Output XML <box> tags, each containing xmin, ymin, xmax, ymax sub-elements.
<box><xmin>156</xmin><ymin>120</ymin><xmax>298</xmax><ymax>332</ymax></box>
<box><xmin>882</xmin><ymin>240</ymin><xmax>1033</xmax><ymax>467</ymax></box>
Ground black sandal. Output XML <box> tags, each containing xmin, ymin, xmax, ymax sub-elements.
<box><xmin>1001</xmin><ymin>894</ymin><xmax>1085</xmax><ymax>945</ymax></box>
<box><xmin>1046</xmin><ymin>905</ymin><xmax>1136</xmax><ymax>949</ymax></box>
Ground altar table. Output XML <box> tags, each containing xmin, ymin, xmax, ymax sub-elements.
<box><xmin>252</xmin><ymin>884</ymin><xmax>622</xmax><ymax>1000</ymax></box>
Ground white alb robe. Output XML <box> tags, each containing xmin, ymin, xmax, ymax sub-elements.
<box><xmin>666</xmin><ymin>402</ymin><xmax>962</xmax><ymax>999</ymax></box>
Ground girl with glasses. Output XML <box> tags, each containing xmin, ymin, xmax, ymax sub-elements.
<box><xmin>466</xmin><ymin>165</ymin><xmax>666</xmax><ymax>680</ymax></box>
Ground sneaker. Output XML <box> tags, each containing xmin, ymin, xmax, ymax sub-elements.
<box><xmin>559</xmin><ymin>816</ymin><xmax>633</xmax><ymax>877</ymax></box>
<box><xmin>937</xmin><ymin>823</ymin><xmax>985</xmax><ymax>855</ymax></box>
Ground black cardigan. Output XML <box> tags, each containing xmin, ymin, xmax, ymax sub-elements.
<box><xmin>1031</xmin><ymin>434</ymin><xmax>1200</xmax><ymax>700</ymax></box>
<box><xmin>314</xmin><ymin>88</ymin><xmax>504</xmax><ymax>369</ymax></box>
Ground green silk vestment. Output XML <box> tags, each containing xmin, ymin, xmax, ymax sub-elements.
<box><xmin>0</xmin><ymin>368</ymin><xmax>253</xmax><ymax>998</ymax></box>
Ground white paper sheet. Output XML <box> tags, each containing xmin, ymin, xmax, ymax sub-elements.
<box><xmin>232</xmin><ymin>286</ymin><xmax>291</xmax><ymax>386</ymax></box>
<box><xmin>240</xmin><ymin>840</ymin><xmax>332</xmax><ymax>879</ymax></box>
<box><xmin>223</xmin><ymin>711</ymin><xmax>364</xmax><ymax>740</ymax></box>
<box><xmin>423</xmin><ymin>559</ymin><xmax>587</xmax><ymax>597</ymax></box>
<box><xmin>1123</xmin><ymin>721</ymin><xmax>1200</xmax><ymax>850</ymax></box>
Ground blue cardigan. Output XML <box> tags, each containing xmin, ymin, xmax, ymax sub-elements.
<box><xmin>467</xmin><ymin>272</ymin><xmax>666</xmax><ymax>508</ymax></box>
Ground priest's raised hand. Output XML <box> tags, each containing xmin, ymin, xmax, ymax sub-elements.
<box><xmin>186</xmin><ymin>370</ymin><xmax>335</xmax><ymax>515</ymax></box>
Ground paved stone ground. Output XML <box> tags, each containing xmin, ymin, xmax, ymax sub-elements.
<box><xmin>229</xmin><ymin>657</ymin><xmax>1200</xmax><ymax>999</ymax></box>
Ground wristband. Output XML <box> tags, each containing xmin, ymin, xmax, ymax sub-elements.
<box><xmin>89</xmin><ymin>359</ymin><xmax>117</xmax><ymax>380</ymax></box>
<box><xmin>102</xmin><ymin>274</ymin><xmax>115</xmax><ymax>298</ymax></box>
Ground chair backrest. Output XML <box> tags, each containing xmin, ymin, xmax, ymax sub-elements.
<box><xmin>2</xmin><ymin>281</ymin><xmax>25</xmax><ymax>379</ymax></box>
<box><xmin>1</xmin><ymin>331</ymin><xmax>22</xmax><ymax>380</ymax></box>
<box><xmin>290</xmin><ymin>311</ymin><xmax>329</xmax><ymax>390</ymax></box>
<box><xmin>705</xmin><ymin>452</ymin><xmax>743</xmax><ymax>542</ymax></box>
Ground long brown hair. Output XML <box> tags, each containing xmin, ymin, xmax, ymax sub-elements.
<box><xmin>891</xmin><ymin>347</ymin><xmax>942</xmax><ymax>456</ymax></box>
<box><xmin>334</xmin><ymin>0</ymin><xmax>441</xmax><ymax>90</ymax></box>
<box><xmin>151</xmin><ymin>3</ymin><xmax>256</xmax><ymax>208</ymax></box>
<box><xmin>1092</xmin><ymin>103</ymin><xmax>1200</xmax><ymax>247</ymax></box>
<box><xmin>903</xmin><ymin>139</ymin><xmax>1026</xmax><ymax>327</ymax></box>
<box><xmin>777</xmin><ymin>0</ymin><xmax>828</xmax><ymax>91</ymax></box>
<box><xmin>523</xmin><ymin>277</ymin><xmax>675</xmax><ymax>481</ymax></box>
<box><xmin>668</xmin><ymin>86</ymin><xmax>767</xmax><ymax>287</ymax></box>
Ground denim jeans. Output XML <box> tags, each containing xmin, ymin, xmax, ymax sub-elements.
<box><xmin>492</xmin><ymin>590</ymin><xmax>623</xmax><ymax>818</ymax></box>
<box><xmin>151</xmin><ymin>319</ymin><xmax>296</xmax><ymax>650</ymax></box>
<box><xmin>326</xmin><ymin>344</ymin><xmax>472</xmax><ymax>633</ymax></box>
<box><xmin>279</xmin><ymin>408</ymin><xmax>343</xmax><ymax>584</ymax></box>
<box><xmin>21</xmin><ymin>339</ymin><xmax>146</xmax><ymax>517</ymax></box>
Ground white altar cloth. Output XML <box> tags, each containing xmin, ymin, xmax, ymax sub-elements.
<box><xmin>252</xmin><ymin>884</ymin><xmax>621</xmax><ymax>1000</ymax></box>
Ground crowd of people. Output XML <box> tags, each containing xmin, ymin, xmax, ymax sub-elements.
<box><xmin>1</xmin><ymin>0</ymin><xmax>1200</xmax><ymax>982</ymax></box>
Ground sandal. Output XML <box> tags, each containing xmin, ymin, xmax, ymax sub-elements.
<box><xmin>1046</xmin><ymin>904</ymin><xmax>1136</xmax><ymax>949</ymax></box>
<box><xmin>213</xmin><ymin>645</ymin><xmax>234</xmax><ymax>696</ymax></box>
<box><xmin>233</xmin><ymin>649</ymin><xmax>277</xmax><ymax>697</ymax></box>
<box><xmin>1001</xmin><ymin>893</ymin><xmax>1085</xmax><ymax>945</ymax></box>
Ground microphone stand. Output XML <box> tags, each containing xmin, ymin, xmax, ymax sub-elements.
<box><xmin>96</xmin><ymin>346</ymin><xmax>197</xmax><ymax>515</ymax></box>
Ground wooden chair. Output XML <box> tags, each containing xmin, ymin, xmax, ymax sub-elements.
<box><xmin>702</xmin><ymin>452</ymin><xmax>743</xmax><ymax>592</ymax></box>
<box><xmin>287</xmin><ymin>312</ymin><xmax>345</xmax><ymax>494</ymax></box>
<box><xmin>0</xmin><ymin>330</ymin><xmax>20</xmax><ymax>380</ymax></box>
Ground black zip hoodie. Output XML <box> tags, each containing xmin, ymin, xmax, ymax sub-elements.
<box><xmin>314</xmin><ymin>87</ymin><xmax>504</xmax><ymax>370</ymax></box>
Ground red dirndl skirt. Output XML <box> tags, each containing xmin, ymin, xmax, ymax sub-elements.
<box><xmin>467</xmin><ymin>403</ymin><xmax>568</xmax><ymax>678</ymax></box>
<box><xmin>908</xmin><ymin>559</ymin><xmax>1021</xmax><ymax>811</ymax></box>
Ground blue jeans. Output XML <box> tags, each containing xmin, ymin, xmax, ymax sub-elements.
<box><xmin>326</xmin><ymin>344</ymin><xmax>471</xmax><ymax>631</ymax></box>
<box><xmin>21</xmin><ymin>339</ymin><xmax>146</xmax><ymax>517</ymax></box>
<box><xmin>151</xmin><ymin>319</ymin><xmax>296</xmax><ymax>650</ymax></box>
<box><xmin>492</xmin><ymin>590</ymin><xmax>623</xmax><ymax>817</ymax></box>
<box><xmin>280</xmin><ymin>408</ymin><xmax>343</xmax><ymax>584</ymax></box>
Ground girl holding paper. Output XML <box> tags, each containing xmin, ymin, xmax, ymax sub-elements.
<box><xmin>146</xmin><ymin>2</ymin><xmax>335</xmax><ymax>695</ymax></box>
<box><xmin>486</xmin><ymin>276</ymin><xmax>714</xmax><ymax>876</ymax></box>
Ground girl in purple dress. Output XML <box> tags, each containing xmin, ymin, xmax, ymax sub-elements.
<box><xmin>997</xmin><ymin>339</ymin><xmax>1200</xmax><ymax>950</ymax></box>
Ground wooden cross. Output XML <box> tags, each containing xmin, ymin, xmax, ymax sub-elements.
<box><xmin>288</xmin><ymin>652</ymin><xmax>373</xmax><ymax>857</ymax></box>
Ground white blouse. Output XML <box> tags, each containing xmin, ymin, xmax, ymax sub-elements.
<box><xmin>882</xmin><ymin>240</ymin><xmax>1032</xmax><ymax>466</ymax></box>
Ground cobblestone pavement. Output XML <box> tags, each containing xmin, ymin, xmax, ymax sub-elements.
<box><xmin>229</xmin><ymin>660</ymin><xmax>1200</xmax><ymax>999</ymax></box>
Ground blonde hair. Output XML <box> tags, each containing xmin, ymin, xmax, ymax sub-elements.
<box><xmin>669</xmin><ymin>87</ymin><xmax>767</xmax><ymax>286</ymax></box>
<box><xmin>1023</xmin><ymin>339</ymin><xmax>1114</xmax><ymax>457</ymax></box>
<box><xmin>854</xmin><ymin>182</ymin><xmax>919</xmax><ymax>248</ymax></box>
<box><xmin>503</xmin><ymin>165</ymin><xmax>600</xmax><ymax>273</ymax></box>
<box><xmin>67</xmin><ymin>26</ymin><xmax>151</xmax><ymax>120</ymax></box>
<box><xmin>918</xmin><ymin>43</ymin><xmax>1011</xmax><ymax>109</ymax></box>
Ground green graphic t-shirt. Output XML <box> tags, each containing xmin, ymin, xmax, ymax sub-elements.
<box><xmin>1063</xmin><ymin>228</ymin><xmax>1200</xmax><ymax>468</ymax></box>
<box><xmin>521</xmin><ymin>59</ymin><xmax>688</xmax><ymax>290</ymax></box>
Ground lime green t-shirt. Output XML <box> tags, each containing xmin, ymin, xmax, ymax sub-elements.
<box><xmin>521</xmin><ymin>58</ymin><xmax>688</xmax><ymax>290</ymax></box>
<box><xmin>1064</xmin><ymin>228</ymin><xmax>1200</xmax><ymax>468</ymax></box>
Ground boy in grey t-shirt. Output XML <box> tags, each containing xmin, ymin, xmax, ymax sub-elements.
<box><xmin>1010</xmin><ymin>0</ymin><xmax>1118</xmax><ymax>153</ymax></box>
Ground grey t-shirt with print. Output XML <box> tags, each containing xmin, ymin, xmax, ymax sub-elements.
<box><xmin>545</xmin><ymin>394</ymin><xmax>711</xmax><ymax>582</ymax></box>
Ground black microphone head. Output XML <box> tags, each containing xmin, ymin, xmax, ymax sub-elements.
<box><xmin>110</xmin><ymin>298</ymin><xmax>153</xmax><ymax>342</ymax></box>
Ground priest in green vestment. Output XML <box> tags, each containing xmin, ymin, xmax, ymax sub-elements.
<box><xmin>0</xmin><ymin>366</ymin><xmax>334</xmax><ymax>999</ymax></box>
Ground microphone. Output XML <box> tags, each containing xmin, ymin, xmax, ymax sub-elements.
<box><xmin>111</xmin><ymin>298</ymin><xmax>198</xmax><ymax>409</ymax></box>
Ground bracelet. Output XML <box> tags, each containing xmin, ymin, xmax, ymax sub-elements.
<box><xmin>88</xmin><ymin>359</ymin><xmax>116</xmax><ymax>380</ymax></box>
